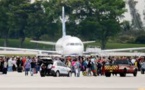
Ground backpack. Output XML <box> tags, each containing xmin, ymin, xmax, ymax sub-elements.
<box><xmin>87</xmin><ymin>61</ymin><xmax>92</xmax><ymax>68</ymax></box>
<box><xmin>74</xmin><ymin>62</ymin><xmax>80</xmax><ymax>69</ymax></box>
<box><xmin>97</xmin><ymin>63</ymin><xmax>102</xmax><ymax>69</ymax></box>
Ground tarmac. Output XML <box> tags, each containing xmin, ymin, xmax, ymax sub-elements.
<box><xmin>0</xmin><ymin>72</ymin><xmax>145</xmax><ymax>90</ymax></box>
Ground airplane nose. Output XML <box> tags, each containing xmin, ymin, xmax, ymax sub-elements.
<box><xmin>64</xmin><ymin>46</ymin><xmax>84</xmax><ymax>56</ymax></box>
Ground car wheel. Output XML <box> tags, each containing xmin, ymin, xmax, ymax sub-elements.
<box><xmin>105</xmin><ymin>72</ymin><xmax>111</xmax><ymax>77</ymax></box>
<box><xmin>120</xmin><ymin>68</ymin><xmax>127</xmax><ymax>77</ymax></box>
<box><xmin>68</xmin><ymin>71</ymin><xmax>72</xmax><ymax>77</ymax></box>
<box><xmin>56</xmin><ymin>71</ymin><xmax>60</xmax><ymax>77</ymax></box>
<box><xmin>120</xmin><ymin>73</ymin><xmax>126</xmax><ymax>77</ymax></box>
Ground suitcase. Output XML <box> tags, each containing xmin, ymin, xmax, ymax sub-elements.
<box><xmin>40</xmin><ymin>70</ymin><xmax>45</xmax><ymax>77</ymax></box>
<box><xmin>18</xmin><ymin>67</ymin><xmax>22</xmax><ymax>72</ymax></box>
<box><xmin>2</xmin><ymin>68</ymin><xmax>7</xmax><ymax>74</ymax></box>
<box><xmin>82</xmin><ymin>71</ymin><xmax>87</xmax><ymax>76</ymax></box>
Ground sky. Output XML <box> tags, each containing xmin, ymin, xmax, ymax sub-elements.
<box><xmin>124</xmin><ymin>0</ymin><xmax>145</xmax><ymax>26</ymax></box>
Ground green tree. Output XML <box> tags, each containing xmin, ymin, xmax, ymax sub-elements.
<box><xmin>26</xmin><ymin>0</ymin><xmax>62</xmax><ymax>42</ymax></box>
<box><xmin>121</xmin><ymin>20</ymin><xmax>131</xmax><ymax>31</ymax></box>
<box><xmin>0</xmin><ymin>0</ymin><xmax>33</xmax><ymax>47</ymax></box>
<box><xmin>11</xmin><ymin>0</ymin><xmax>32</xmax><ymax>47</ymax></box>
<box><xmin>0</xmin><ymin>0</ymin><xmax>126</xmax><ymax>49</ymax></box>
<box><xmin>64</xmin><ymin>0</ymin><xmax>126</xmax><ymax>49</ymax></box>
<box><xmin>26</xmin><ymin>1</ymin><xmax>47</xmax><ymax>40</ymax></box>
<box><xmin>0</xmin><ymin>0</ymin><xmax>11</xmax><ymax>47</ymax></box>
<box><xmin>128</xmin><ymin>0</ymin><xmax>143</xmax><ymax>30</ymax></box>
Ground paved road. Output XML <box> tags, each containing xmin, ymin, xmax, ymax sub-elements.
<box><xmin>0</xmin><ymin>72</ymin><xmax>145</xmax><ymax>90</ymax></box>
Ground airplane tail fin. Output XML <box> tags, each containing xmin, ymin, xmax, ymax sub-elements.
<box><xmin>60</xmin><ymin>6</ymin><xmax>66</xmax><ymax>37</ymax></box>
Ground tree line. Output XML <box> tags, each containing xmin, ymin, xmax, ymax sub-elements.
<box><xmin>0</xmin><ymin>0</ymin><xmax>126</xmax><ymax>49</ymax></box>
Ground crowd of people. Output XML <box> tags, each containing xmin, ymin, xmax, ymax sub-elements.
<box><xmin>0</xmin><ymin>55</ymin><xmax>145</xmax><ymax>77</ymax></box>
<box><xmin>0</xmin><ymin>56</ymin><xmax>39</xmax><ymax>76</ymax></box>
<box><xmin>65</xmin><ymin>56</ymin><xmax>145</xmax><ymax>77</ymax></box>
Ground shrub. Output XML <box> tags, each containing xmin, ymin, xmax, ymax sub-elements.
<box><xmin>117</xmin><ymin>35</ymin><xmax>136</xmax><ymax>43</ymax></box>
<box><xmin>135</xmin><ymin>35</ymin><xmax>145</xmax><ymax>44</ymax></box>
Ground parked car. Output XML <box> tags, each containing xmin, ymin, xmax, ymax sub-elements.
<box><xmin>40</xmin><ymin>57</ymin><xmax>71</xmax><ymax>77</ymax></box>
<box><xmin>104</xmin><ymin>60</ymin><xmax>138</xmax><ymax>77</ymax></box>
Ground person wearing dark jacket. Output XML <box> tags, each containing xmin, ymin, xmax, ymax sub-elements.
<box><xmin>30</xmin><ymin>58</ymin><xmax>36</xmax><ymax>76</ymax></box>
<box><xmin>0</xmin><ymin>58</ymin><xmax>4</xmax><ymax>73</ymax></box>
<box><xmin>3</xmin><ymin>59</ymin><xmax>8</xmax><ymax>74</ymax></box>
<box><xmin>87</xmin><ymin>60</ymin><xmax>92</xmax><ymax>76</ymax></box>
<box><xmin>36</xmin><ymin>57</ymin><xmax>42</xmax><ymax>73</ymax></box>
<box><xmin>16</xmin><ymin>57</ymin><xmax>23</xmax><ymax>73</ymax></box>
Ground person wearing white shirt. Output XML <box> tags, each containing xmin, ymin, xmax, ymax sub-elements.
<box><xmin>131</xmin><ymin>58</ymin><xmax>136</xmax><ymax>64</ymax></box>
<box><xmin>12</xmin><ymin>58</ymin><xmax>17</xmax><ymax>71</ymax></box>
<box><xmin>47</xmin><ymin>63</ymin><xmax>52</xmax><ymax>75</ymax></box>
<box><xmin>8</xmin><ymin>58</ymin><xmax>13</xmax><ymax>72</ymax></box>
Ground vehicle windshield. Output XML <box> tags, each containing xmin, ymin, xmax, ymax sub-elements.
<box><xmin>114</xmin><ymin>60</ymin><xmax>129</xmax><ymax>65</ymax></box>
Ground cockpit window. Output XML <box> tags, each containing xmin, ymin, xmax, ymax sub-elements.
<box><xmin>70</xmin><ymin>43</ymin><xmax>75</xmax><ymax>45</ymax></box>
<box><xmin>67</xmin><ymin>43</ymin><xmax>82</xmax><ymax>46</ymax></box>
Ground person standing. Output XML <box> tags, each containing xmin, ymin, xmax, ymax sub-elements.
<box><xmin>30</xmin><ymin>58</ymin><xmax>36</xmax><ymax>76</ymax></box>
<box><xmin>82</xmin><ymin>59</ymin><xmax>88</xmax><ymax>76</ymax></box>
<box><xmin>36</xmin><ymin>57</ymin><xmax>42</xmax><ymax>73</ymax></box>
<box><xmin>22</xmin><ymin>56</ymin><xmax>26</xmax><ymax>71</ymax></box>
<box><xmin>0</xmin><ymin>57</ymin><xmax>3</xmax><ymax>73</ymax></box>
<box><xmin>74</xmin><ymin>59</ymin><xmax>81</xmax><ymax>77</ymax></box>
<box><xmin>47</xmin><ymin>63</ymin><xmax>52</xmax><ymax>75</ymax></box>
<box><xmin>3</xmin><ymin>59</ymin><xmax>8</xmax><ymax>74</ymax></box>
<box><xmin>8</xmin><ymin>57</ymin><xmax>13</xmax><ymax>72</ymax></box>
<box><xmin>12</xmin><ymin>57</ymin><xmax>17</xmax><ymax>71</ymax></box>
<box><xmin>131</xmin><ymin>57</ymin><xmax>136</xmax><ymax>65</ymax></box>
<box><xmin>141</xmin><ymin>59</ymin><xmax>145</xmax><ymax>74</ymax></box>
<box><xmin>91</xmin><ymin>57</ymin><xmax>97</xmax><ymax>76</ymax></box>
<box><xmin>24</xmin><ymin>58</ymin><xmax>31</xmax><ymax>76</ymax></box>
<box><xmin>65</xmin><ymin>58</ymin><xmax>71</xmax><ymax>68</ymax></box>
<box><xmin>16</xmin><ymin>57</ymin><xmax>23</xmax><ymax>73</ymax></box>
<box><xmin>71</xmin><ymin>59</ymin><xmax>76</xmax><ymax>76</ymax></box>
<box><xmin>87</xmin><ymin>59</ymin><xmax>92</xmax><ymax>76</ymax></box>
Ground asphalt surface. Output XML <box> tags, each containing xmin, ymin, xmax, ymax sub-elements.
<box><xmin>0</xmin><ymin>72</ymin><xmax>145</xmax><ymax>90</ymax></box>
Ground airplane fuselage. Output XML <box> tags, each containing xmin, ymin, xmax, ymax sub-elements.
<box><xmin>55</xmin><ymin>35</ymin><xmax>84</xmax><ymax>56</ymax></box>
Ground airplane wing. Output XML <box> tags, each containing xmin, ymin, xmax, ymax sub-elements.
<box><xmin>85</xmin><ymin>47</ymin><xmax>145</xmax><ymax>57</ymax></box>
<box><xmin>0</xmin><ymin>47</ymin><xmax>58</xmax><ymax>55</ymax></box>
<box><xmin>31</xmin><ymin>40</ymin><xmax>95</xmax><ymax>45</ymax></box>
<box><xmin>83</xmin><ymin>41</ymin><xmax>96</xmax><ymax>44</ymax></box>
<box><xmin>103</xmin><ymin>47</ymin><xmax>145</xmax><ymax>52</ymax></box>
<box><xmin>106</xmin><ymin>52</ymin><xmax>145</xmax><ymax>56</ymax></box>
<box><xmin>30</xmin><ymin>40</ymin><xmax>56</xmax><ymax>45</ymax></box>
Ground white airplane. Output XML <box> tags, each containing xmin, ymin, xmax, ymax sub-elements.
<box><xmin>1</xmin><ymin>6</ymin><xmax>145</xmax><ymax>56</ymax></box>
<box><xmin>0</xmin><ymin>6</ymin><xmax>95</xmax><ymax>56</ymax></box>
<box><xmin>30</xmin><ymin>6</ymin><xmax>95</xmax><ymax>56</ymax></box>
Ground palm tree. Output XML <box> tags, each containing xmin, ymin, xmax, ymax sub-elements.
<box><xmin>128</xmin><ymin>0</ymin><xmax>143</xmax><ymax>30</ymax></box>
